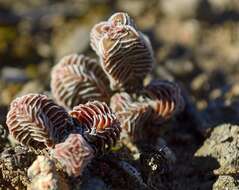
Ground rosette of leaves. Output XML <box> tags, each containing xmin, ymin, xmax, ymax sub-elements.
<box><xmin>110</xmin><ymin>80</ymin><xmax>185</xmax><ymax>142</ymax></box>
<box><xmin>90</xmin><ymin>12</ymin><xmax>153</xmax><ymax>91</ymax></box>
<box><xmin>110</xmin><ymin>92</ymin><xmax>153</xmax><ymax>142</ymax></box>
<box><xmin>51</xmin><ymin>54</ymin><xmax>111</xmax><ymax>110</ymax></box>
<box><xmin>49</xmin><ymin>12</ymin><xmax>185</xmax><ymax>144</ymax></box>
<box><xmin>70</xmin><ymin>101</ymin><xmax>121</xmax><ymax>154</ymax></box>
<box><xmin>6</xmin><ymin>94</ymin><xmax>73</xmax><ymax>149</ymax></box>
<box><xmin>90</xmin><ymin>12</ymin><xmax>136</xmax><ymax>54</ymax></box>
<box><xmin>51</xmin><ymin>133</ymin><xmax>94</xmax><ymax>177</ymax></box>
<box><xmin>144</xmin><ymin>80</ymin><xmax>185</xmax><ymax>124</ymax></box>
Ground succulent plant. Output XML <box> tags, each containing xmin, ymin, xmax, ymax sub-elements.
<box><xmin>110</xmin><ymin>80</ymin><xmax>185</xmax><ymax>142</ymax></box>
<box><xmin>51</xmin><ymin>54</ymin><xmax>110</xmax><ymax>110</ymax></box>
<box><xmin>143</xmin><ymin>80</ymin><xmax>185</xmax><ymax>124</ymax></box>
<box><xmin>90</xmin><ymin>12</ymin><xmax>136</xmax><ymax>56</ymax></box>
<box><xmin>51</xmin><ymin>133</ymin><xmax>94</xmax><ymax>177</ymax></box>
<box><xmin>110</xmin><ymin>92</ymin><xmax>153</xmax><ymax>142</ymax></box>
<box><xmin>3</xmin><ymin>11</ymin><xmax>186</xmax><ymax>189</ymax></box>
<box><xmin>90</xmin><ymin>12</ymin><xmax>153</xmax><ymax>91</ymax></box>
<box><xmin>6</xmin><ymin>94</ymin><xmax>72</xmax><ymax>149</ymax></box>
<box><xmin>70</xmin><ymin>101</ymin><xmax>121</xmax><ymax>154</ymax></box>
<box><xmin>5</xmin><ymin>94</ymin><xmax>121</xmax><ymax>179</ymax></box>
<box><xmin>49</xmin><ymin>12</ymin><xmax>185</xmax><ymax>144</ymax></box>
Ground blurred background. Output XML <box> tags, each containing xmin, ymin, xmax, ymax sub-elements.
<box><xmin>0</xmin><ymin>0</ymin><xmax>239</xmax><ymax>127</ymax></box>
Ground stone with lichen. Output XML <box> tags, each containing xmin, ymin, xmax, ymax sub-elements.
<box><xmin>27</xmin><ymin>155</ymin><xmax>69</xmax><ymax>190</ymax></box>
<box><xmin>213</xmin><ymin>175</ymin><xmax>239</xmax><ymax>190</ymax></box>
<box><xmin>0</xmin><ymin>158</ymin><xmax>29</xmax><ymax>189</ymax></box>
<box><xmin>195</xmin><ymin>124</ymin><xmax>239</xmax><ymax>175</ymax></box>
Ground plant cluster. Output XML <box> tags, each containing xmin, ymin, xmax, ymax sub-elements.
<box><xmin>4</xmin><ymin>12</ymin><xmax>185</xmax><ymax>189</ymax></box>
<box><xmin>6</xmin><ymin>94</ymin><xmax>121</xmax><ymax>177</ymax></box>
<box><xmin>51</xmin><ymin>12</ymin><xmax>185</xmax><ymax>143</ymax></box>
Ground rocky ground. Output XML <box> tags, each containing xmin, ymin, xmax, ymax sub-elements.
<box><xmin>0</xmin><ymin>0</ymin><xmax>239</xmax><ymax>189</ymax></box>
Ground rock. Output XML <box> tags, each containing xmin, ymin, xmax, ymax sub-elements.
<box><xmin>164</xmin><ymin>59</ymin><xmax>194</xmax><ymax>77</ymax></box>
<box><xmin>36</xmin><ymin>42</ymin><xmax>52</xmax><ymax>58</ymax></box>
<box><xmin>0</xmin><ymin>26</ymin><xmax>17</xmax><ymax>57</ymax></box>
<box><xmin>155</xmin><ymin>19</ymin><xmax>199</xmax><ymax>47</ymax></box>
<box><xmin>1</xmin><ymin>83</ymin><xmax>23</xmax><ymax>106</ymax></box>
<box><xmin>16</xmin><ymin>80</ymin><xmax>45</xmax><ymax>97</ymax></box>
<box><xmin>28</xmin><ymin>155</ymin><xmax>69</xmax><ymax>190</ymax></box>
<box><xmin>52</xmin><ymin>23</ymin><xmax>90</xmax><ymax>60</ymax></box>
<box><xmin>155</xmin><ymin>65</ymin><xmax>175</xmax><ymax>81</ymax></box>
<box><xmin>160</xmin><ymin>0</ymin><xmax>200</xmax><ymax>19</ymax></box>
<box><xmin>116</xmin><ymin>0</ymin><xmax>147</xmax><ymax>17</ymax></box>
<box><xmin>225</xmin><ymin>83</ymin><xmax>239</xmax><ymax>99</ymax></box>
<box><xmin>28</xmin><ymin>155</ymin><xmax>55</xmax><ymax>179</ymax></box>
<box><xmin>196</xmin><ymin>23</ymin><xmax>239</xmax><ymax>72</ymax></box>
<box><xmin>191</xmin><ymin>73</ymin><xmax>209</xmax><ymax>92</ymax></box>
<box><xmin>0</xmin><ymin>0</ymin><xmax>49</xmax><ymax>15</ymax></box>
<box><xmin>136</xmin><ymin>12</ymin><xmax>157</xmax><ymax>30</ymax></box>
<box><xmin>0</xmin><ymin>159</ymin><xmax>29</xmax><ymax>189</ymax></box>
<box><xmin>195</xmin><ymin>124</ymin><xmax>239</xmax><ymax>174</ymax></box>
<box><xmin>1</xmin><ymin>145</ymin><xmax>36</xmax><ymax>170</ymax></box>
<box><xmin>213</xmin><ymin>175</ymin><xmax>239</xmax><ymax>190</ymax></box>
<box><xmin>37</xmin><ymin>61</ymin><xmax>52</xmax><ymax>81</ymax></box>
<box><xmin>51</xmin><ymin>6</ymin><xmax>110</xmax><ymax>61</ymax></box>
<box><xmin>1</xmin><ymin>67</ymin><xmax>28</xmax><ymax>83</ymax></box>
